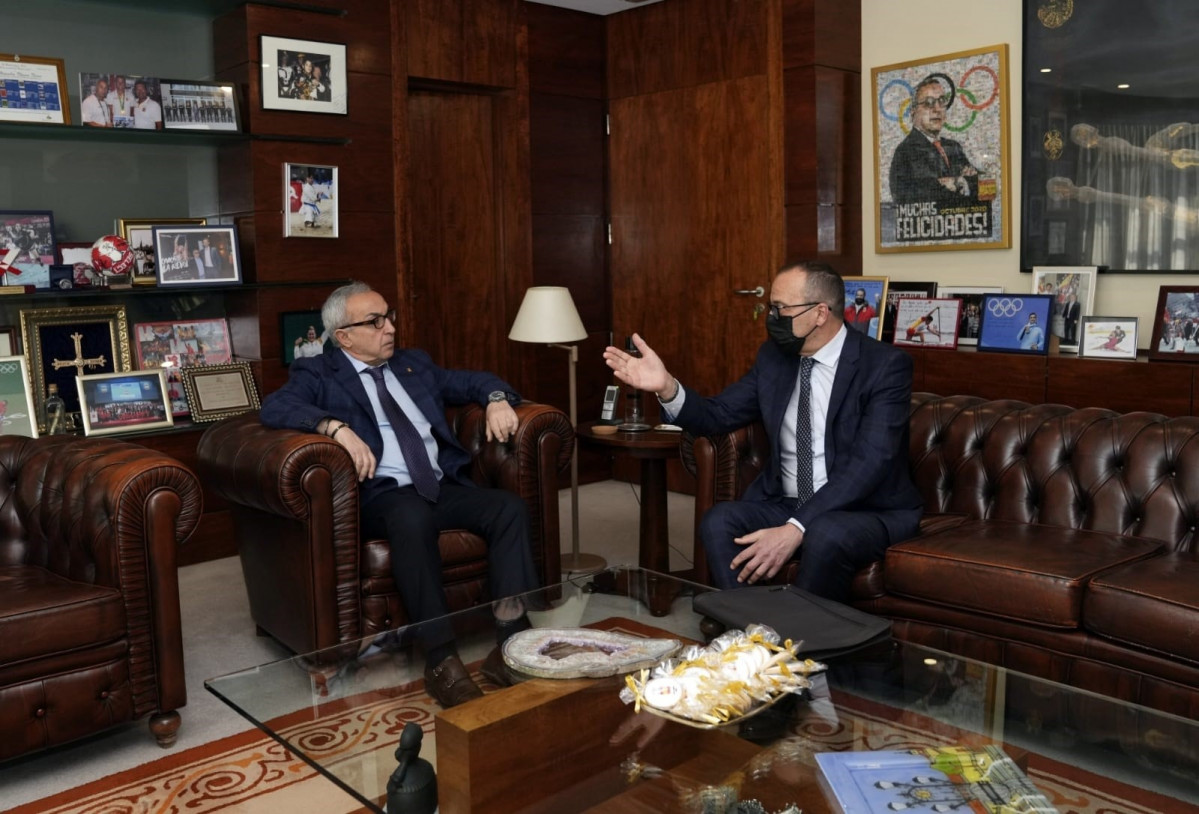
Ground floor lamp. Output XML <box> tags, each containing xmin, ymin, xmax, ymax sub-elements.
<box><xmin>509</xmin><ymin>286</ymin><xmax>606</xmax><ymax>574</ymax></box>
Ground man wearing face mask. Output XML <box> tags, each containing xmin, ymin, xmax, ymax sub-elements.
<box><xmin>603</xmin><ymin>261</ymin><xmax>922</xmax><ymax>603</ymax></box>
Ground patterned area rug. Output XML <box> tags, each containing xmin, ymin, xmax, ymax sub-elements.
<box><xmin>9</xmin><ymin>653</ymin><xmax>1184</xmax><ymax>814</ymax></box>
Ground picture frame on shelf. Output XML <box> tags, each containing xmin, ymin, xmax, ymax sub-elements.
<box><xmin>0</xmin><ymin>355</ymin><xmax>38</xmax><ymax>438</ymax></box>
<box><xmin>1149</xmin><ymin>286</ymin><xmax>1199</xmax><ymax>361</ymax></box>
<box><xmin>842</xmin><ymin>276</ymin><xmax>889</xmax><ymax>340</ymax></box>
<box><xmin>1079</xmin><ymin>317</ymin><xmax>1138</xmax><ymax>361</ymax></box>
<box><xmin>871</xmin><ymin>44</ymin><xmax>1011</xmax><ymax>253</ymax></box>
<box><xmin>892</xmin><ymin>297</ymin><xmax>961</xmax><ymax>350</ymax></box>
<box><xmin>159</xmin><ymin>79</ymin><xmax>238</xmax><ymax>132</ymax></box>
<box><xmin>152</xmin><ymin>225</ymin><xmax>241</xmax><ymax>286</ymax></box>
<box><xmin>260</xmin><ymin>35</ymin><xmax>347</xmax><ymax>115</ymax></box>
<box><xmin>0</xmin><ymin>326</ymin><xmax>19</xmax><ymax>355</ymax></box>
<box><xmin>936</xmin><ymin>284</ymin><xmax>1003</xmax><ymax>346</ymax></box>
<box><xmin>280</xmin><ymin>310</ymin><xmax>332</xmax><ymax>365</ymax></box>
<box><xmin>77</xmin><ymin>369</ymin><xmax>172</xmax><ymax>437</ymax></box>
<box><xmin>77</xmin><ymin>73</ymin><xmax>161</xmax><ymax>129</ymax></box>
<box><xmin>0</xmin><ymin>210</ymin><xmax>56</xmax><ymax>289</ymax></box>
<box><xmin>56</xmin><ymin>241</ymin><xmax>92</xmax><ymax>266</ymax></box>
<box><xmin>284</xmin><ymin>163</ymin><xmax>339</xmax><ymax>238</ymax></box>
<box><xmin>881</xmin><ymin>281</ymin><xmax>938</xmax><ymax>343</ymax></box>
<box><xmin>20</xmin><ymin>304</ymin><xmax>132</xmax><ymax>421</ymax></box>
<box><xmin>0</xmin><ymin>54</ymin><xmax>69</xmax><ymax>125</ymax></box>
<box><xmin>1030</xmin><ymin>266</ymin><xmax>1097</xmax><ymax>354</ymax></box>
<box><xmin>977</xmin><ymin>293</ymin><xmax>1054</xmax><ymax>356</ymax></box>
<box><xmin>134</xmin><ymin>318</ymin><xmax>233</xmax><ymax>417</ymax></box>
<box><xmin>118</xmin><ymin>218</ymin><xmax>207</xmax><ymax>285</ymax></box>
<box><xmin>179</xmin><ymin>362</ymin><xmax>260</xmax><ymax>423</ymax></box>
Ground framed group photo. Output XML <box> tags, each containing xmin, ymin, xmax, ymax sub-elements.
<box><xmin>160</xmin><ymin>79</ymin><xmax>238</xmax><ymax>132</ymax></box>
<box><xmin>260</xmin><ymin>35</ymin><xmax>347</xmax><ymax>115</ymax></box>
<box><xmin>20</xmin><ymin>304</ymin><xmax>132</xmax><ymax>421</ymax></box>
<box><xmin>152</xmin><ymin>226</ymin><xmax>241</xmax><ymax>286</ymax></box>
<box><xmin>0</xmin><ymin>210</ymin><xmax>56</xmax><ymax>288</ymax></box>
<box><xmin>0</xmin><ymin>54</ymin><xmax>69</xmax><ymax>125</ymax></box>
<box><xmin>77</xmin><ymin>370</ymin><xmax>173</xmax><ymax>436</ymax></box>
<box><xmin>77</xmin><ymin>73</ymin><xmax>162</xmax><ymax>129</ymax></box>
<box><xmin>179</xmin><ymin>362</ymin><xmax>260</xmax><ymax>423</ymax></box>
<box><xmin>1150</xmin><ymin>286</ymin><xmax>1199</xmax><ymax>361</ymax></box>
<box><xmin>842</xmin><ymin>276</ymin><xmax>889</xmax><ymax>340</ymax></box>
<box><xmin>284</xmin><ymin>163</ymin><xmax>338</xmax><ymax>237</ymax></box>
<box><xmin>1080</xmin><ymin>317</ymin><xmax>1138</xmax><ymax>361</ymax></box>
<box><xmin>872</xmin><ymin>44</ymin><xmax>1011</xmax><ymax>253</ymax></box>
<box><xmin>978</xmin><ymin>294</ymin><xmax>1054</xmax><ymax>355</ymax></box>
<box><xmin>936</xmin><ymin>284</ymin><xmax>1002</xmax><ymax>346</ymax></box>
<box><xmin>118</xmin><ymin>217</ymin><xmax>208</xmax><ymax>285</ymax></box>
<box><xmin>1030</xmin><ymin>266</ymin><xmax>1097</xmax><ymax>354</ymax></box>
<box><xmin>0</xmin><ymin>355</ymin><xmax>38</xmax><ymax>438</ymax></box>
<box><xmin>891</xmin><ymin>297</ymin><xmax>961</xmax><ymax>350</ymax></box>
<box><xmin>280</xmin><ymin>310</ymin><xmax>332</xmax><ymax>364</ymax></box>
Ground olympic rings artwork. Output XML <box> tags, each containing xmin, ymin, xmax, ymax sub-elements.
<box><xmin>987</xmin><ymin>297</ymin><xmax>1024</xmax><ymax>317</ymax></box>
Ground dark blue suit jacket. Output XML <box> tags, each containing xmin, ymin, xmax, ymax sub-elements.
<box><xmin>674</xmin><ymin>327</ymin><xmax>922</xmax><ymax>544</ymax></box>
<box><xmin>889</xmin><ymin>128</ymin><xmax>978</xmax><ymax>205</ymax></box>
<box><xmin>259</xmin><ymin>346</ymin><xmax>517</xmax><ymax>506</ymax></box>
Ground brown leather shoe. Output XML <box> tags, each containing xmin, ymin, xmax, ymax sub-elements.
<box><xmin>424</xmin><ymin>655</ymin><xmax>483</xmax><ymax>708</ymax></box>
<box><xmin>479</xmin><ymin>645</ymin><xmax>519</xmax><ymax>688</ymax></box>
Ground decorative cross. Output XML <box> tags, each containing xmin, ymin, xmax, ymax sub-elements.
<box><xmin>52</xmin><ymin>333</ymin><xmax>107</xmax><ymax>378</ymax></box>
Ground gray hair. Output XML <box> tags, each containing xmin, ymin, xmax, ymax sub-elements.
<box><xmin>322</xmin><ymin>281</ymin><xmax>373</xmax><ymax>348</ymax></box>
<box><xmin>777</xmin><ymin>260</ymin><xmax>845</xmax><ymax>316</ymax></box>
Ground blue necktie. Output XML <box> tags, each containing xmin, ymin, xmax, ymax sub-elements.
<box><xmin>364</xmin><ymin>366</ymin><xmax>440</xmax><ymax>502</ymax></box>
<box><xmin>795</xmin><ymin>357</ymin><xmax>815</xmax><ymax>507</ymax></box>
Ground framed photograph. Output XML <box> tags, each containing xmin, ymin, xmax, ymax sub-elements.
<box><xmin>77</xmin><ymin>73</ymin><xmax>162</xmax><ymax>129</ymax></box>
<box><xmin>892</xmin><ymin>298</ymin><xmax>961</xmax><ymax>350</ymax></box>
<box><xmin>20</xmin><ymin>304</ymin><xmax>132</xmax><ymax>423</ymax></box>
<box><xmin>152</xmin><ymin>225</ymin><xmax>241</xmax><ymax>286</ymax></box>
<box><xmin>159</xmin><ymin>79</ymin><xmax>238</xmax><ymax>132</ymax></box>
<box><xmin>0</xmin><ymin>210</ymin><xmax>56</xmax><ymax>289</ymax></box>
<box><xmin>872</xmin><ymin>44</ymin><xmax>1011</xmax><ymax>253</ymax></box>
<box><xmin>978</xmin><ymin>294</ymin><xmax>1054</xmax><ymax>355</ymax></box>
<box><xmin>134</xmin><ymin>318</ymin><xmax>233</xmax><ymax>417</ymax></box>
<box><xmin>77</xmin><ymin>370</ymin><xmax>172</xmax><ymax>436</ymax></box>
<box><xmin>118</xmin><ymin>218</ymin><xmax>207</xmax><ymax>285</ymax></box>
<box><xmin>1080</xmin><ymin>317</ymin><xmax>1139</xmax><ymax>361</ymax></box>
<box><xmin>936</xmin><ymin>285</ymin><xmax>1003</xmax><ymax>346</ymax></box>
<box><xmin>56</xmin><ymin>241</ymin><xmax>91</xmax><ymax>266</ymax></box>
<box><xmin>284</xmin><ymin>163</ymin><xmax>339</xmax><ymax>238</ymax></box>
<box><xmin>0</xmin><ymin>327</ymin><xmax>19</xmax><ymax>355</ymax></box>
<box><xmin>1150</xmin><ymin>287</ymin><xmax>1199</xmax><ymax>361</ymax></box>
<box><xmin>842</xmin><ymin>276</ymin><xmax>889</xmax><ymax>340</ymax></box>
<box><xmin>881</xmin><ymin>281</ymin><xmax>938</xmax><ymax>343</ymax></box>
<box><xmin>0</xmin><ymin>355</ymin><xmax>38</xmax><ymax>438</ymax></box>
<box><xmin>280</xmin><ymin>310</ymin><xmax>332</xmax><ymax>365</ymax></box>
<box><xmin>260</xmin><ymin>35</ymin><xmax>347</xmax><ymax>115</ymax></box>
<box><xmin>1030</xmin><ymin>266</ymin><xmax>1097</xmax><ymax>354</ymax></box>
<box><xmin>0</xmin><ymin>54</ymin><xmax>69</xmax><ymax>125</ymax></box>
<box><xmin>179</xmin><ymin>362</ymin><xmax>261</xmax><ymax>423</ymax></box>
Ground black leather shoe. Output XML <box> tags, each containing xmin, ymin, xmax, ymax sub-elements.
<box><xmin>424</xmin><ymin>655</ymin><xmax>483</xmax><ymax>708</ymax></box>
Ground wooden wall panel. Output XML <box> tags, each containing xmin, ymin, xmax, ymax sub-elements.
<box><xmin>922</xmin><ymin>350</ymin><xmax>1047</xmax><ymax>404</ymax></box>
<box><xmin>530</xmin><ymin>95</ymin><xmax>605</xmax><ymax>218</ymax></box>
<box><xmin>1048</xmin><ymin>357</ymin><xmax>1193</xmax><ymax>416</ymax></box>
<box><xmin>528</xmin><ymin>3</ymin><xmax>605</xmax><ymax>99</ymax></box>
<box><xmin>405</xmin><ymin>0</ymin><xmax>519</xmax><ymax>88</ymax></box>
<box><xmin>782</xmin><ymin>0</ymin><xmax>861</xmax><ymax>72</ymax></box>
<box><xmin>608</xmin><ymin>0</ymin><xmax>769</xmax><ymax>99</ymax></box>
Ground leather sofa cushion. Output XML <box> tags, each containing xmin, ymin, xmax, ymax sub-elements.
<box><xmin>0</xmin><ymin>565</ymin><xmax>126</xmax><ymax>664</ymax></box>
<box><xmin>1084</xmin><ymin>553</ymin><xmax>1199</xmax><ymax>665</ymax></box>
<box><xmin>884</xmin><ymin>520</ymin><xmax>1164</xmax><ymax>628</ymax></box>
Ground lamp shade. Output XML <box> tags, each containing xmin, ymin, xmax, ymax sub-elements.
<box><xmin>508</xmin><ymin>286</ymin><xmax>587</xmax><ymax>343</ymax></box>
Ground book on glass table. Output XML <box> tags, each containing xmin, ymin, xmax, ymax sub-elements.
<box><xmin>815</xmin><ymin>744</ymin><xmax>1059</xmax><ymax>813</ymax></box>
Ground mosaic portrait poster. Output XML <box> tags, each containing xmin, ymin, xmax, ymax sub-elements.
<box><xmin>872</xmin><ymin>44</ymin><xmax>1011</xmax><ymax>253</ymax></box>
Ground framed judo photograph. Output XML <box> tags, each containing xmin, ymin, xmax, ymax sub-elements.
<box><xmin>891</xmin><ymin>297</ymin><xmax>961</xmax><ymax>350</ymax></box>
<box><xmin>1030</xmin><ymin>266</ymin><xmax>1097</xmax><ymax>354</ymax></box>
<box><xmin>0</xmin><ymin>54</ymin><xmax>69</xmax><ymax>125</ymax></box>
<box><xmin>872</xmin><ymin>44</ymin><xmax>1011</xmax><ymax>253</ymax></box>
<box><xmin>280</xmin><ymin>310</ymin><xmax>332</xmax><ymax>365</ymax></box>
<box><xmin>842</xmin><ymin>276</ymin><xmax>889</xmax><ymax>340</ymax></box>
<box><xmin>1149</xmin><ymin>286</ymin><xmax>1199</xmax><ymax>362</ymax></box>
<box><xmin>260</xmin><ymin>35</ymin><xmax>347</xmax><ymax>115</ymax></box>
<box><xmin>152</xmin><ymin>225</ymin><xmax>241</xmax><ymax>286</ymax></box>
<box><xmin>284</xmin><ymin>163</ymin><xmax>338</xmax><ymax>237</ymax></box>
<box><xmin>77</xmin><ymin>369</ymin><xmax>172</xmax><ymax>436</ymax></box>
<box><xmin>0</xmin><ymin>355</ymin><xmax>38</xmax><ymax>438</ymax></box>
<box><xmin>1079</xmin><ymin>317</ymin><xmax>1138</xmax><ymax>361</ymax></box>
<box><xmin>936</xmin><ymin>284</ymin><xmax>1002</xmax><ymax>346</ymax></box>
<box><xmin>977</xmin><ymin>293</ymin><xmax>1054</xmax><ymax>355</ymax></box>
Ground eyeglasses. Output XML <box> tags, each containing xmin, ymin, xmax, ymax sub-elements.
<box><xmin>339</xmin><ymin>308</ymin><xmax>396</xmax><ymax>331</ymax></box>
<box><xmin>916</xmin><ymin>95</ymin><xmax>951</xmax><ymax>110</ymax></box>
<box><xmin>768</xmin><ymin>302</ymin><xmax>821</xmax><ymax>320</ymax></box>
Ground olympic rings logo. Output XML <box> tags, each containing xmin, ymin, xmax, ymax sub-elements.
<box><xmin>0</xmin><ymin>363</ymin><xmax>17</xmax><ymax>374</ymax></box>
<box><xmin>878</xmin><ymin>64</ymin><xmax>1000</xmax><ymax>136</ymax></box>
<box><xmin>987</xmin><ymin>298</ymin><xmax>1024</xmax><ymax>318</ymax></box>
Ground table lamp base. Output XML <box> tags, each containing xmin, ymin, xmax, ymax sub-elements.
<box><xmin>562</xmin><ymin>551</ymin><xmax>607</xmax><ymax>574</ymax></box>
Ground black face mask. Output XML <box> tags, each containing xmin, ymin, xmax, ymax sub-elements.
<box><xmin>766</xmin><ymin>311</ymin><xmax>817</xmax><ymax>356</ymax></box>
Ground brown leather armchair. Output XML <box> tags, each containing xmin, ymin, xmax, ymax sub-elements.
<box><xmin>196</xmin><ymin>403</ymin><xmax>573</xmax><ymax>655</ymax></box>
<box><xmin>0</xmin><ymin>435</ymin><xmax>202</xmax><ymax>761</ymax></box>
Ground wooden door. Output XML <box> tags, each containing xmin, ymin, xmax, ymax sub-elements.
<box><xmin>609</xmin><ymin>75</ymin><xmax>780</xmax><ymax>396</ymax></box>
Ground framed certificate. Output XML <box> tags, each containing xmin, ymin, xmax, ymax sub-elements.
<box><xmin>0</xmin><ymin>54</ymin><xmax>69</xmax><ymax>125</ymax></box>
<box><xmin>179</xmin><ymin>362</ymin><xmax>260</xmax><ymax>422</ymax></box>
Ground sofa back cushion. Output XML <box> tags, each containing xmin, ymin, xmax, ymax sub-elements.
<box><xmin>910</xmin><ymin>394</ymin><xmax>1199</xmax><ymax>554</ymax></box>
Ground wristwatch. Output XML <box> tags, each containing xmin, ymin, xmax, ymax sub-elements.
<box><xmin>488</xmin><ymin>390</ymin><xmax>509</xmax><ymax>404</ymax></box>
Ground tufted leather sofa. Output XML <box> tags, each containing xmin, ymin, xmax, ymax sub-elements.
<box><xmin>681</xmin><ymin>393</ymin><xmax>1199</xmax><ymax>720</ymax></box>
<box><xmin>0</xmin><ymin>435</ymin><xmax>202</xmax><ymax>761</ymax></box>
<box><xmin>196</xmin><ymin>402</ymin><xmax>573</xmax><ymax>656</ymax></box>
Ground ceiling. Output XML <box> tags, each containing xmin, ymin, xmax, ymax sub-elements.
<box><xmin>526</xmin><ymin>0</ymin><xmax>666</xmax><ymax>15</ymax></box>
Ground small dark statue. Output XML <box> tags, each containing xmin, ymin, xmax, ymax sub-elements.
<box><xmin>386</xmin><ymin>722</ymin><xmax>437</xmax><ymax>814</ymax></box>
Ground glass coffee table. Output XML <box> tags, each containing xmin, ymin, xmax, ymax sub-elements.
<box><xmin>206</xmin><ymin>567</ymin><xmax>1199</xmax><ymax>813</ymax></box>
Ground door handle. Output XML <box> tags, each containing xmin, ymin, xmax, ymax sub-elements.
<box><xmin>734</xmin><ymin>286</ymin><xmax>765</xmax><ymax>298</ymax></box>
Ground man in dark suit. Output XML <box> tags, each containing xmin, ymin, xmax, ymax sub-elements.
<box><xmin>1061</xmin><ymin>292</ymin><xmax>1081</xmax><ymax>344</ymax></box>
<box><xmin>889</xmin><ymin>76</ymin><xmax>979</xmax><ymax>206</ymax></box>
<box><xmin>259</xmin><ymin>282</ymin><xmax>539</xmax><ymax>707</ymax></box>
<box><xmin>604</xmin><ymin>261</ymin><xmax>922</xmax><ymax>602</ymax></box>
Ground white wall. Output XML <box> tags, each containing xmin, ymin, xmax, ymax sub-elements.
<box><xmin>861</xmin><ymin>0</ymin><xmax>1195</xmax><ymax>348</ymax></box>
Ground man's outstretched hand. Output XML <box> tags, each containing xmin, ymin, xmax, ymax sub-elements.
<box><xmin>602</xmin><ymin>333</ymin><xmax>675</xmax><ymax>400</ymax></box>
